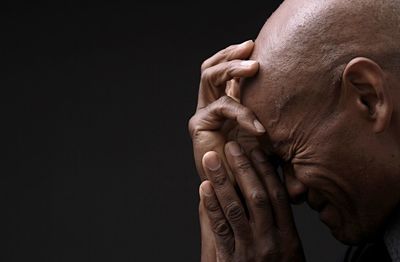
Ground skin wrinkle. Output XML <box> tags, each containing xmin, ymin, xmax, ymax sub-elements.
<box><xmin>239</xmin><ymin>0</ymin><xmax>400</xmax><ymax>244</ymax></box>
<box><xmin>192</xmin><ymin>2</ymin><xmax>400</xmax><ymax>260</ymax></box>
<box><xmin>191</xmin><ymin>2</ymin><xmax>400</xmax><ymax>259</ymax></box>
<box><xmin>291</xmin><ymin>136</ymin><xmax>355</xmax><ymax>207</ymax></box>
<box><xmin>267</xmin><ymin>0</ymin><xmax>400</xmax><ymax>97</ymax></box>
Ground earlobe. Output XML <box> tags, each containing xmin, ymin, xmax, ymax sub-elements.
<box><xmin>342</xmin><ymin>57</ymin><xmax>393</xmax><ymax>133</ymax></box>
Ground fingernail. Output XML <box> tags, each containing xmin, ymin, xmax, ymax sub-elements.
<box><xmin>253</xmin><ymin>119</ymin><xmax>266</xmax><ymax>133</ymax></box>
<box><xmin>238</xmin><ymin>39</ymin><xmax>253</xmax><ymax>47</ymax></box>
<box><xmin>240</xmin><ymin>60</ymin><xmax>256</xmax><ymax>68</ymax></box>
<box><xmin>200</xmin><ymin>182</ymin><xmax>213</xmax><ymax>196</ymax></box>
<box><xmin>251</xmin><ymin>149</ymin><xmax>266</xmax><ymax>163</ymax></box>
<box><xmin>203</xmin><ymin>152</ymin><xmax>221</xmax><ymax>171</ymax></box>
<box><xmin>228</xmin><ymin>142</ymin><xmax>243</xmax><ymax>156</ymax></box>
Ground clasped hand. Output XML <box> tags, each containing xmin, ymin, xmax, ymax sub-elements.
<box><xmin>188</xmin><ymin>40</ymin><xmax>305</xmax><ymax>262</ymax></box>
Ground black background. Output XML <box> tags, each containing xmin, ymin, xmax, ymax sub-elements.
<box><xmin>3</xmin><ymin>2</ymin><xmax>346</xmax><ymax>261</ymax></box>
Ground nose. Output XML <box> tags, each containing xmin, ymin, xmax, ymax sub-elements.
<box><xmin>282</xmin><ymin>165</ymin><xmax>308</xmax><ymax>205</ymax></box>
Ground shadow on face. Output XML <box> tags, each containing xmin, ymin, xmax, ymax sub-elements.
<box><xmin>240</xmin><ymin>0</ymin><xmax>400</xmax><ymax>244</ymax></box>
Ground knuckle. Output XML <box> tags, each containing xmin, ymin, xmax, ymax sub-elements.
<box><xmin>214</xmin><ymin>96</ymin><xmax>232</xmax><ymax>113</ymax></box>
<box><xmin>218</xmin><ymin>95</ymin><xmax>231</xmax><ymax>106</ymax></box>
<box><xmin>188</xmin><ymin>116</ymin><xmax>202</xmax><ymax>141</ymax></box>
<box><xmin>224</xmin><ymin>202</ymin><xmax>245</xmax><ymax>223</ymax></box>
<box><xmin>225</xmin><ymin>60</ymin><xmax>236</xmax><ymax>73</ymax></box>
<box><xmin>201</xmin><ymin>66</ymin><xmax>225</xmax><ymax>88</ymax></box>
<box><xmin>261</xmin><ymin>165</ymin><xmax>275</xmax><ymax>177</ymax></box>
<box><xmin>204</xmin><ymin>196</ymin><xmax>220</xmax><ymax>212</ymax></box>
<box><xmin>212</xmin><ymin>220</ymin><xmax>231</xmax><ymax>238</ymax></box>
<box><xmin>210</xmin><ymin>169</ymin><xmax>227</xmax><ymax>186</ymax></box>
<box><xmin>200</xmin><ymin>67</ymin><xmax>212</xmax><ymax>83</ymax></box>
<box><xmin>235</xmin><ymin>159</ymin><xmax>253</xmax><ymax>173</ymax></box>
<box><xmin>200</xmin><ymin>60</ymin><xmax>209</xmax><ymax>72</ymax></box>
<box><xmin>250</xmin><ymin>190</ymin><xmax>269</xmax><ymax>208</ymax></box>
<box><xmin>191</xmin><ymin>129</ymin><xmax>202</xmax><ymax>144</ymax></box>
<box><xmin>187</xmin><ymin>115</ymin><xmax>197</xmax><ymax>136</ymax></box>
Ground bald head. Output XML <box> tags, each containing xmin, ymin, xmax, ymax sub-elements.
<box><xmin>257</xmin><ymin>0</ymin><xmax>400</xmax><ymax>88</ymax></box>
<box><xmin>241</xmin><ymin>0</ymin><xmax>400</xmax><ymax>244</ymax></box>
<box><xmin>243</xmin><ymin>0</ymin><xmax>400</xmax><ymax>141</ymax></box>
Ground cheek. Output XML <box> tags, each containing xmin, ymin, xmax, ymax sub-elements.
<box><xmin>292</xmin><ymin>158</ymin><xmax>357</xmax><ymax>212</ymax></box>
<box><xmin>293</xmin><ymin>151</ymin><xmax>387</xmax><ymax>239</ymax></box>
<box><xmin>292</xmin><ymin>131</ymin><xmax>365</xmax><ymax>201</ymax></box>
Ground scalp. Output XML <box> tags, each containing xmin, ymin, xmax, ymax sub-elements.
<box><xmin>254</xmin><ymin>0</ymin><xmax>400</xmax><ymax>105</ymax></box>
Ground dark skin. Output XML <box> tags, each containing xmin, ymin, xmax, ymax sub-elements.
<box><xmin>190</xmin><ymin>0</ymin><xmax>400</xmax><ymax>259</ymax></box>
<box><xmin>200</xmin><ymin>146</ymin><xmax>305</xmax><ymax>262</ymax></box>
<box><xmin>189</xmin><ymin>41</ymin><xmax>305</xmax><ymax>262</ymax></box>
<box><xmin>189</xmin><ymin>40</ymin><xmax>263</xmax><ymax>183</ymax></box>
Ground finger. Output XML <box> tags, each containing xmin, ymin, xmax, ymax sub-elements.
<box><xmin>200</xmin><ymin>40</ymin><xmax>254</xmax><ymax>73</ymax></box>
<box><xmin>225</xmin><ymin>78</ymin><xmax>241</xmax><ymax>102</ymax></box>
<box><xmin>202</xmin><ymin>152</ymin><xmax>252</xmax><ymax>245</ymax></box>
<box><xmin>224</xmin><ymin>142</ymin><xmax>274</xmax><ymax>235</ymax></box>
<box><xmin>250</xmin><ymin>148</ymin><xmax>296</xmax><ymax>231</ymax></box>
<box><xmin>189</xmin><ymin>96</ymin><xmax>265</xmax><ymax>181</ymax></box>
<box><xmin>198</xmin><ymin>59</ymin><xmax>259</xmax><ymax>109</ymax></box>
<box><xmin>189</xmin><ymin>96</ymin><xmax>265</xmax><ymax>139</ymax></box>
<box><xmin>200</xmin><ymin>181</ymin><xmax>234</xmax><ymax>259</ymax></box>
<box><xmin>199</xmin><ymin>187</ymin><xmax>217</xmax><ymax>262</ymax></box>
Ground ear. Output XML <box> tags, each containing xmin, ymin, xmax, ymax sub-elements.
<box><xmin>342</xmin><ymin>57</ymin><xmax>393</xmax><ymax>133</ymax></box>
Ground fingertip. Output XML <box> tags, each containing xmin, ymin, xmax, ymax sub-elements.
<box><xmin>239</xmin><ymin>60</ymin><xmax>258</xmax><ymax>68</ymax></box>
<box><xmin>236</xmin><ymin>40</ymin><xmax>255</xmax><ymax>59</ymax></box>
<box><xmin>200</xmin><ymin>180</ymin><xmax>213</xmax><ymax>197</ymax></box>
<box><xmin>202</xmin><ymin>151</ymin><xmax>218</xmax><ymax>160</ymax></box>
<box><xmin>253</xmin><ymin>119</ymin><xmax>266</xmax><ymax>133</ymax></box>
<box><xmin>238</xmin><ymin>39</ymin><xmax>254</xmax><ymax>48</ymax></box>
<box><xmin>202</xmin><ymin>151</ymin><xmax>221</xmax><ymax>171</ymax></box>
<box><xmin>199</xmin><ymin>182</ymin><xmax>204</xmax><ymax>197</ymax></box>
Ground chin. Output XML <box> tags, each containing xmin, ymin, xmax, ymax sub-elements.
<box><xmin>320</xmin><ymin>205</ymin><xmax>389</xmax><ymax>245</ymax></box>
<box><xmin>330</xmin><ymin>221</ymin><xmax>385</xmax><ymax>245</ymax></box>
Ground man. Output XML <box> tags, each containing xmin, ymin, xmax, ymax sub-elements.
<box><xmin>188</xmin><ymin>0</ymin><xmax>400</xmax><ymax>261</ymax></box>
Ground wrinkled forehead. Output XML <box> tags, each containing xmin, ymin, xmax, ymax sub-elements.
<box><xmin>241</xmin><ymin>0</ymin><xmax>320</xmax><ymax>155</ymax></box>
<box><xmin>240</xmin><ymin>8</ymin><xmax>292</xmax><ymax>130</ymax></box>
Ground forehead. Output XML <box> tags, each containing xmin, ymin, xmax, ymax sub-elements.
<box><xmin>241</xmin><ymin>13</ymin><xmax>295</xmax><ymax>133</ymax></box>
<box><xmin>241</xmin><ymin>74</ymin><xmax>295</xmax><ymax>158</ymax></box>
<box><xmin>240</xmin><ymin>1</ymin><xmax>318</xmax><ymax>156</ymax></box>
